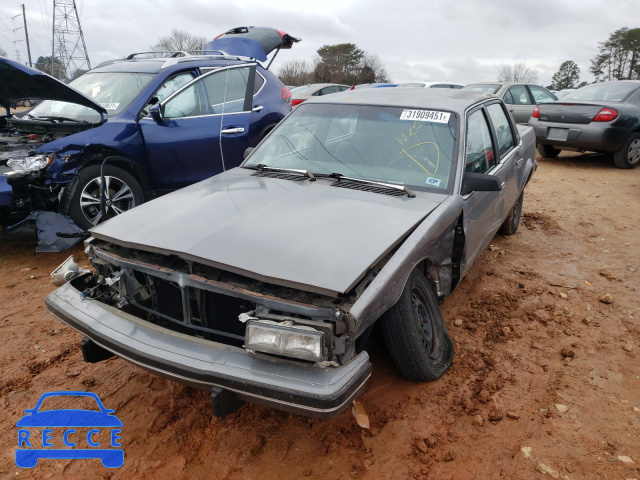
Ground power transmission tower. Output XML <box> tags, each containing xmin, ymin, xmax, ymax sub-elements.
<box><xmin>51</xmin><ymin>0</ymin><xmax>90</xmax><ymax>79</ymax></box>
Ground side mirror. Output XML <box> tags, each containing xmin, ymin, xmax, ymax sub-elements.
<box><xmin>150</xmin><ymin>104</ymin><xmax>162</xmax><ymax>124</ymax></box>
<box><xmin>461</xmin><ymin>172</ymin><xmax>502</xmax><ymax>195</ymax></box>
<box><xmin>243</xmin><ymin>147</ymin><xmax>254</xmax><ymax>159</ymax></box>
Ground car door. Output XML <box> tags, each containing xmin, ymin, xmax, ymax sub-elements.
<box><xmin>502</xmin><ymin>85</ymin><xmax>533</xmax><ymax>124</ymax></box>
<box><xmin>460</xmin><ymin>105</ymin><xmax>517</xmax><ymax>277</ymax></box>
<box><xmin>139</xmin><ymin>64</ymin><xmax>256</xmax><ymax>191</ymax></box>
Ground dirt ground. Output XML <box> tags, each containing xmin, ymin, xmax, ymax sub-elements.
<box><xmin>0</xmin><ymin>152</ymin><xmax>639</xmax><ymax>480</ymax></box>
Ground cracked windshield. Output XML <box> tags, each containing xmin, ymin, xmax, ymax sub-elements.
<box><xmin>244</xmin><ymin>103</ymin><xmax>458</xmax><ymax>192</ymax></box>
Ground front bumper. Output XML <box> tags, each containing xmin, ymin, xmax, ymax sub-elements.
<box><xmin>45</xmin><ymin>281</ymin><xmax>372</xmax><ymax>419</ymax></box>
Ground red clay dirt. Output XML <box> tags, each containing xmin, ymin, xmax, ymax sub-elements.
<box><xmin>0</xmin><ymin>152</ymin><xmax>639</xmax><ymax>479</ymax></box>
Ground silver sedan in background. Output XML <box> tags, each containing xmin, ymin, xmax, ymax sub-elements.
<box><xmin>462</xmin><ymin>82</ymin><xmax>557</xmax><ymax>124</ymax></box>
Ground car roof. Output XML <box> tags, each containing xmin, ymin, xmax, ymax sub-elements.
<box><xmin>301</xmin><ymin>87</ymin><xmax>490</xmax><ymax>113</ymax></box>
<box><xmin>91</xmin><ymin>55</ymin><xmax>250</xmax><ymax>74</ymax></box>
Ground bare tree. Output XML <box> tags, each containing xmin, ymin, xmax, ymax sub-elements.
<box><xmin>362</xmin><ymin>53</ymin><xmax>390</xmax><ymax>83</ymax></box>
<box><xmin>150</xmin><ymin>29</ymin><xmax>207</xmax><ymax>54</ymax></box>
<box><xmin>277</xmin><ymin>59</ymin><xmax>315</xmax><ymax>86</ymax></box>
<box><xmin>498</xmin><ymin>63</ymin><xmax>538</xmax><ymax>83</ymax></box>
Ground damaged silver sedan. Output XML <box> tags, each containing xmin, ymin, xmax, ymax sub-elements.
<box><xmin>46</xmin><ymin>88</ymin><xmax>536</xmax><ymax>418</ymax></box>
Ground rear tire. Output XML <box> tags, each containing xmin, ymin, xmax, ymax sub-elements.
<box><xmin>64</xmin><ymin>164</ymin><xmax>144</xmax><ymax>230</ymax></box>
<box><xmin>613</xmin><ymin>133</ymin><xmax>640</xmax><ymax>169</ymax></box>
<box><xmin>380</xmin><ymin>269</ymin><xmax>453</xmax><ymax>382</ymax></box>
<box><xmin>499</xmin><ymin>191</ymin><xmax>523</xmax><ymax>235</ymax></box>
<box><xmin>537</xmin><ymin>143</ymin><xmax>560</xmax><ymax>158</ymax></box>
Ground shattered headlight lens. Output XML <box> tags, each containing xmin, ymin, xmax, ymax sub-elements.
<box><xmin>5</xmin><ymin>154</ymin><xmax>54</xmax><ymax>178</ymax></box>
<box><xmin>245</xmin><ymin>321</ymin><xmax>324</xmax><ymax>362</ymax></box>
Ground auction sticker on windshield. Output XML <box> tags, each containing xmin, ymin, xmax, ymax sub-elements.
<box><xmin>100</xmin><ymin>103</ymin><xmax>120</xmax><ymax>110</ymax></box>
<box><xmin>400</xmin><ymin>109</ymin><xmax>450</xmax><ymax>123</ymax></box>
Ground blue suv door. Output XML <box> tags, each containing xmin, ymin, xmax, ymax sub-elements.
<box><xmin>139</xmin><ymin>64</ymin><xmax>256</xmax><ymax>191</ymax></box>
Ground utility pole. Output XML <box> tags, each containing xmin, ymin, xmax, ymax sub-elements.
<box><xmin>22</xmin><ymin>4</ymin><xmax>33</xmax><ymax>67</ymax></box>
<box><xmin>51</xmin><ymin>0</ymin><xmax>91</xmax><ymax>79</ymax></box>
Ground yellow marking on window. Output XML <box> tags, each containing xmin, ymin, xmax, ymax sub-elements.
<box><xmin>399</xmin><ymin>142</ymin><xmax>440</xmax><ymax>177</ymax></box>
<box><xmin>396</xmin><ymin>122</ymin><xmax>423</xmax><ymax>146</ymax></box>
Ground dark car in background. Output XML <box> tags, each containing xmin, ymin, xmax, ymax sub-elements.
<box><xmin>462</xmin><ymin>82</ymin><xmax>557</xmax><ymax>124</ymax></box>
<box><xmin>0</xmin><ymin>26</ymin><xmax>299</xmax><ymax>230</ymax></box>
<box><xmin>46</xmin><ymin>88</ymin><xmax>536</xmax><ymax>418</ymax></box>
<box><xmin>528</xmin><ymin>81</ymin><xmax>640</xmax><ymax>168</ymax></box>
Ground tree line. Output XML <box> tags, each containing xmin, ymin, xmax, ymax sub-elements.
<box><xmin>7</xmin><ymin>26</ymin><xmax>638</xmax><ymax>89</ymax></box>
<box><xmin>278</xmin><ymin>43</ymin><xmax>390</xmax><ymax>86</ymax></box>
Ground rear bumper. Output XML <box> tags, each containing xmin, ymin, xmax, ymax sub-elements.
<box><xmin>529</xmin><ymin>119</ymin><xmax>631</xmax><ymax>153</ymax></box>
<box><xmin>45</xmin><ymin>281</ymin><xmax>372</xmax><ymax>419</ymax></box>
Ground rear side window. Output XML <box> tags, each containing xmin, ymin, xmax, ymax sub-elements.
<box><xmin>486</xmin><ymin>103</ymin><xmax>516</xmax><ymax>158</ymax></box>
<box><xmin>253</xmin><ymin>72</ymin><xmax>265</xmax><ymax>94</ymax></box>
<box><xmin>203</xmin><ymin>66</ymin><xmax>250</xmax><ymax>113</ymax></box>
<box><xmin>466</xmin><ymin>109</ymin><xmax>495</xmax><ymax>174</ymax></box>
<box><xmin>529</xmin><ymin>85</ymin><xmax>556</xmax><ymax>103</ymax></box>
<box><xmin>506</xmin><ymin>85</ymin><xmax>530</xmax><ymax>105</ymax></box>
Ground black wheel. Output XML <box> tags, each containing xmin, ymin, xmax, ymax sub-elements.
<box><xmin>613</xmin><ymin>133</ymin><xmax>640</xmax><ymax>169</ymax></box>
<box><xmin>536</xmin><ymin>143</ymin><xmax>560</xmax><ymax>158</ymax></box>
<box><xmin>499</xmin><ymin>191</ymin><xmax>523</xmax><ymax>235</ymax></box>
<box><xmin>64</xmin><ymin>164</ymin><xmax>144</xmax><ymax>230</ymax></box>
<box><xmin>380</xmin><ymin>269</ymin><xmax>453</xmax><ymax>382</ymax></box>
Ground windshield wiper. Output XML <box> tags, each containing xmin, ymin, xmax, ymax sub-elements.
<box><xmin>316</xmin><ymin>173</ymin><xmax>416</xmax><ymax>198</ymax></box>
<box><xmin>244</xmin><ymin>164</ymin><xmax>317</xmax><ymax>181</ymax></box>
<box><xmin>34</xmin><ymin>116</ymin><xmax>89</xmax><ymax>123</ymax></box>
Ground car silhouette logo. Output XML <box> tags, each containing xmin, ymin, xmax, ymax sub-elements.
<box><xmin>15</xmin><ymin>391</ymin><xmax>123</xmax><ymax>468</ymax></box>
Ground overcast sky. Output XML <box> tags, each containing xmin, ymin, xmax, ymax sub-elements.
<box><xmin>1</xmin><ymin>0</ymin><xmax>637</xmax><ymax>86</ymax></box>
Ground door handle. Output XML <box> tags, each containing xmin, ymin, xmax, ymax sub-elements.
<box><xmin>252</xmin><ymin>105</ymin><xmax>264</xmax><ymax>113</ymax></box>
<box><xmin>516</xmin><ymin>157</ymin><xmax>524</xmax><ymax>165</ymax></box>
<box><xmin>221</xmin><ymin>127</ymin><xmax>245</xmax><ymax>134</ymax></box>
<box><xmin>501</xmin><ymin>181</ymin><xmax>506</xmax><ymax>189</ymax></box>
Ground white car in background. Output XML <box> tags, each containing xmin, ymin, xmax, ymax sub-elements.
<box><xmin>398</xmin><ymin>82</ymin><xmax>464</xmax><ymax>89</ymax></box>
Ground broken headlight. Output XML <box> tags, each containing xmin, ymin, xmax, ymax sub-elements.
<box><xmin>245</xmin><ymin>320</ymin><xmax>324</xmax><ymax>362</ymax></box>
<box><xmin>5</xmin><ymin>153</ymin><xmax>54</xmax><ymax>178</ymax></box>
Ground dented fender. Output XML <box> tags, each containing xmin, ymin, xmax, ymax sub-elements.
<box><xmin>350</xmin><ymin>194</ymin><xmax>463</xmax><ymax>334</ymax></box>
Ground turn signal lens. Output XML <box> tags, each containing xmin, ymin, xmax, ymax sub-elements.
<box><xmin>291</xmin><ymin>99</ymin><xmax>305</xmax><ymax>106</ymax></box>
<box><xmin>593</xmin><ymin>108</ymin><xmax>618</xmax><ymax>122</ymax></box>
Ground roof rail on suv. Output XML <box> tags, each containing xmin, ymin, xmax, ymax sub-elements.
<box><xmin>125</xmin><ymin>51</ymin><xmax>193</xmax><ymax>60</ymax></box>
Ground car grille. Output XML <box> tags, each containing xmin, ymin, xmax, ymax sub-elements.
<box><xmin>129</xmin><ymin>272</ymin><xmax>254</xmax><ymax>347</ymax></box>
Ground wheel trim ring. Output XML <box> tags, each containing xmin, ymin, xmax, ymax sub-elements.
<box><xmin>80</xmin><ymin>175</ymin><xmax>136</xmax><ymax>225</ymax></box>
<box><xmin>411</xmin><ymin>285</ymin><xmax>440</xmax><ymax>359</ymax></box>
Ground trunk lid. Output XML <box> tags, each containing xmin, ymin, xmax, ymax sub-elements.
<box><xmin>205</xmin><ymin>26</ymin><xmax>300</xmax><ymax>63</ymax></box>
<box><xmin>536</xmin><ymin>102</ymin><xmax>611</xmax><ymax>124</ymax></box>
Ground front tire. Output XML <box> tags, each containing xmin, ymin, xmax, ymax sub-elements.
<box><xmin>380</xmin><ymin>269</ymin><xmax>453</xmax><ymax>382</ymax></box>
<box><xmin>537</xmin><ymin>143</ymin><xmax>560</xmax><ymax>158</ymax></box>
<box><xmin>64</xmin><ymin>164</ymin><xmax>144</xmax><ymax>230</ymax></box>
<box><xmin>613</xmin><ymin>133</ymin><xmax>640</xmax><ymax>169</ymax></box>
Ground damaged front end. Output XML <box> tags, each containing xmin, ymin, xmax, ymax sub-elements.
<box><xmin>46</xmin><ymin>238</ymin><xmax>372</xmax><ymax>418</ymax></box>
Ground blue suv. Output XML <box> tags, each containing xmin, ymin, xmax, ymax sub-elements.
<box><xmin>1</xmin><ymin>26</ymin><xmax>298</xmax><ymax>230</ymax></box>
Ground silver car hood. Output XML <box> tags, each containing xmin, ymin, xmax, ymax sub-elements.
<box><xmin>90</xmin><ymin>168</ymin><xmax>443</xmax><ymax>296</ymax></box>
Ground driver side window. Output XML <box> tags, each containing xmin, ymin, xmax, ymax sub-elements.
<box><xmin>141</xmin><ymin>72</ymin><xmax>194</xmax><ymax>118</ymax></box>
